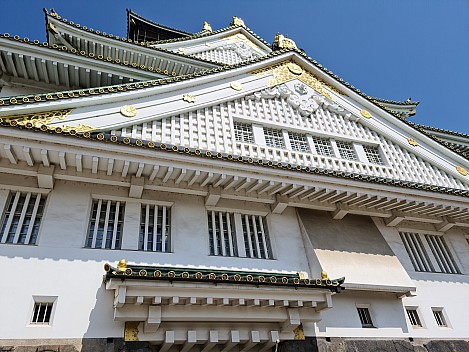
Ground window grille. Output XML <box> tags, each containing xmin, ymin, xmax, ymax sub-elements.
<box><xmin>31</xmin><ymin>302</ymin><xmax>53</xmax><ymax>324</ymax></box>
<box><xmin>207</xmin><ymin>211</ymin><xmax>238</xmax><ymax>256</ymax></box>
<box><xmin>357</xmin><ymin>307</ymin><xmax>373</xmax><ymax>328</ymax></box>
<box><xmin>139</xmin><ymin>204</ymin><xmax>171</xmax><ymax>252</ymax></box>
<box><xmin>241</xmin><ymin>215</ymin><xmax>273</xmax><ymax>259</ymax></box>
<box><xmin>264</xmin><ymin>128</ymin><xmax>285</xmax><ymax>149</ymax></box>
<box><xmin>432</xmin><ymin>309</ymin><xmax>447</xmax><ymax>327</ymax></box>
<box><xmin>363</xmin><ymin>145</ymin><xmax>383</xmax><ymax>164</ymax></box>
<box><xmin>0</xmin><ymin>191</ymin><xmax>46</xmax><ymax>245</ymax></box>
<box><xmin>399</xmin><ymin>232</ymin><xmax>460</xmax><ymax>274</ymax></box>
<box><xmin>311</xmin><ymin>136</ymin><xmax>335</xmax><ymax>157</ymax></box>
<box><xmin>406</xmin><ymin>309</ymin><xmax>422</xmax><ymax>327</ymax></box>
<box><xmin>288</xmin><ymin>132</ymin><xmax>310</xmax><ymax>152</ymax></box>
<box><xmin>86</xmin><ymin>200</ymin><xmax>124</xmax><ymax>249</ymax></box>
<box><xmin>336</xmin><ymin>141</ymin><xmax>358</xmax><ymax>160</ymax></box>
<box><xmin>234</xmin><ymin>122</ymin><xmax>254</xmax><ymax>143</ymax></box>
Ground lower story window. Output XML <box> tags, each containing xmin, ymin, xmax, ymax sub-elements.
<box><xmin>86</xmin><ymin>199</ymin><xmax>124</xmax><ymax>249</ymax></box>
<box><xmin>207</xmin><ymin>211</ymin><xmax>238</xmax><ymax>256</ymax></box>
<box><xmin>406</xmin><ymin>308</ymin><xmax>423</xmax><ymax>328</ymax></box>
<box><xmin>31</xmin><ymin>298</ymin><xmax>56</xmax><ymax>325</ymax></box>
<box><xmin>432</xmin><ymin>308</ymin><xmax>447</xmax><ymax>327</ymax></box>
<box><xmin>357</xmin><ymin>307</ymin><xmax>374</xmax><ymax>328</ymax></box>
<box><xmin>139</xmin><ymin>204</ymin><xmax>171</xmax><ymax>252</ymax></box>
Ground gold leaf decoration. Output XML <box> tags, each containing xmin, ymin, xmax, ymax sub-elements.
<box><xmin>182</xmin><ymin>93</ymin><xmax>196</xmax><ymax>103</ymax></box>
<box><xmin>120</xmin><ymin>105</ymin><xmax>137</xmax><ymax>118</ymax></box>
<box><xmin>1</xmin><ymin>109</ymin><xmax>74</xmax><ymax>128</ymax></box>
<box><xmin>456</xmin><ymin>166</ymin><xmax>468</xmax><ymax>176</ymax></box>
<box><xmin>360</xmin><ymin>110</ymin><xmax>372</xmax><ymax>118</ymax></box>
<box><xmin>408</xmin><ymin>138</ymin><xmax>419</xmax><ymax>147</ymax></box>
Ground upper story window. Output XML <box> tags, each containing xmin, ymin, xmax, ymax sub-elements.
<box><xmin>264</xmin><ymin>128</ymin><xmax>285</xmax><ymax>149</ymax></box>
<box><xmin>86</xmin><ymin>199</ymin><xmax>124</xmax><ymax>249</ymax></box>
<box><xmin>363</xmin><ymin>145</ymin><xmax>384</xmax><ymax>164</ymax></box>
<box><xmin>0</xmin><ymin>191</ymin><xmax>46</xmax><ymax>245</ymax></box>
<box><xmin>336</xmin><ymin>141</ymin><xmax>358</xmax><ymax>161</ymax></box>
<box><xmin>139</xmin><ymin>204</ymin><xmax>171</xmax><ymax>252</ymax></box>
<box><xmin>241</xmin><ymin>214</ymin><xmax>273</xmax><ymax>259</ymax></box>
<box><xmin>311</xmin><ymin>136</ymin><xmax>334</xmax><ymax>157</ymax></box>
<box><xmin>399</xmin><ymin>232</ymin><xmax>460</xmax><ymax>274</ymax></box>
<box><xmin>234</xmin><ymin>122</ymin><xmax>254</xmax><ymax>143</ymax></box>
<box><xmin>288</xmin><ymin>132</ymin><xmax>310</xmax><ymax>153</ymax></box>
<box><xmin>207</xmin><ymin>210</ymin><xmax>238</xmax><ymax>257</ymax></box>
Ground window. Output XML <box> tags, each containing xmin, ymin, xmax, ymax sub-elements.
<box><xmin>86</xmin><ymin>199</ymin><xmax>124</xmax><ymax>249</ymax></box>
<box><xmin>357</xmin><ymin>307</ymin><xmax>373</xmax><ymax>328</ymax></box>
<box><xmin>312</xmin><ymin>136</ymin><xmax>334</xmax><ymax>157</ymax></box>
<box><xmin>0</xmin><ymin>191</ymin><xmax>46</xmax><ymax>245</ymax></box>
<box><xmin>400</xmin><ymin>232</ymin><xmax>460</xmax><ymax>274</ymax></box>
<box><xmin>264</xmin><ymin>128</ymin><xmax>285</xmax><ymax>149</ymax></box>
<box><xmin>208</xmin><ymin>211</ymin><xmax>238</xmax><ymax>256</ymax></box>
<box><xmin>139</xmin><ymin>204</ymin><xmax>171</xmax><ymax>252</ymax></box>
<box><xmin>31</xmin><ymin>302</ymin><xmax>54</xmax><ymax>324</ymax></box>
<box><xmin>432</xmin><ymin>309</ymin><xmax>447</xmax><ymax>327</ymax></box>
<box><xmin>241</xmin><ymin>214</ymin><xmax>273</xmax><ymax>259</ymax></box>
<box><xmin>234</xmin><ymin>122</ymin><xmax>254</xmax><ymax>143</ymax></box>
<box><xmin>363</xmin><ymin>145</ymin><xmax>384</xmax><ymax>164</ymax></box>
<box><xmin>289</xmin><ymin>132</ymin><xmax>310</xmax><ymax>152</ymax></box>
<box><xmin>336</xmin><ymin>141</ymin><xmax>358</xmax><ymax>160</ymax></box>
<box><xmin>406</xmin><ymin>309</ymin><xmax>423</xmax><ymax>328</ymax></box>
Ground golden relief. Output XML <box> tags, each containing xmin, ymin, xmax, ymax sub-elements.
<box><xmin>124</xmin><ymin>321</ymin><xmax>139</xmax><ymax>342</ymax></box>
<box><xmin>1</xmin><ymin>109</ymin><xmax>73</xmax><ymax>127</ymax></box>
<box><xmin>120</xmin><ymin>105</ymin><xmax>137</xmax><ymax>118</ymax></box>
<box><xmin>230</xmin><ymin>81</ymin><xmax>243</xmax><ymax>91</ymax></box>
<box><xmin>456</xmin><ymin>166</ymin><xmax>468</xmax><ymax>176</ymax></box>
<box><xmin>360</xmin><ymin>110</ymin><xmax>372</xmax><ymax>118</ymax></box>
<box><xmin>407</xmin><ymin>138</ymin><xmax>419</xmax><ymax>147</ymax></box>
<box><xmin>225</xmin><ymin>33</ymin><xmax>264</xmax><ymax>52</ymax></box>
<box><xmin>182</xmin><ymin>94</ymin><xmax>196</xmax><ymax>103</ymax></box>
<box><xmin>293</xmin><ymin>324</ymin><xmax>305</xmax><ymax>340</ymax></box>
<box><xmin>202</xmin><ymin>21</ymin><xmax>212</xmax><ymax>32</ymax></box>
<box><xmin>273</xmin><ymin>33</ymin><xmax>297</xmax><ymax>50</ymax></box>
<box><xmin>231</xmin><ymin>16</ymin><xmax>246</xmax><ymax>28</ymax></box>
<box><xmin>251</xmin><ymin>61</ymin><xmax>344</xmax><ymax>101</ymax></box>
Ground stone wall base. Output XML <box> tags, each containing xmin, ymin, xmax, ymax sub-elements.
<box><xmin>1</xmin><ymin>338</ymin><xmax>469</xmax><ymax>352</ymax></box>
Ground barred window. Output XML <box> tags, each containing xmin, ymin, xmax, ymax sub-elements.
<box><xmin>264</xmin><ymin>128</ymin><xmax>285</xmax><ymax>149</ymax></box>
<box><xmin>0</xmin><ymin>191</ymin><xmax>46</xmax><ymax>245</ymax></box>
<box><xmin>241</xmin><ymin>215</ymin><xmax>273</xmax><ymax>259</ymax></box>
<box><xmin>432</xmin><ymin>309</ymin><xmax>447</xmax><ymax>327</ymax></box>
<box><xmin>86</xmin><ymin>200</ymin><xmax>124</xmax><ymax>249</ymax></box>
<box><xmin>311</xmin><ymin>136</ymin><xmax>335</xmax><ymax>157</ymax></box>
<box><xmin>289</xmin><ymin>132</ymin><xmax>310</xmax><ymax>152</ymax></box>
<box><xmin>31</xmin><ymin>302</ymin><xmax>53</xmax><ymax>324</ymax></box>
<box><xmin>234</xmin><ymin>122</ymin><xmax>254</xmax><ymax>143</ymax></box>
<box><xmin>336</xmin><ymin>141</ymin><xmax>358</xmax><ymax>160</ymax></box>
<box><xmin>406</xmin><ymin>309</ymin><xmax>423</xmax><ymax>327</ymax></box>
<box><xmin>399</xmin><ymin>232</ymin><xmax>460</xmax><ymax>274</ymax></box>
<box><xmin>357</xmin><ymin>307</ymin><xmax>373</xmax><ymax>328</ymax></box>
<box><xmin>207</xmin><ymin>211</ymin><xmax>238</xmax><ymax>256</ymax></box>
<box><xmin>363</xmin><ymin>145</ymin><xmax>383</xmax><ymax>164</ymax></box>
<box><xmin>139</xmin><ymin>204</ymin><xmax>171</xmax><ymax>252</ymax></box>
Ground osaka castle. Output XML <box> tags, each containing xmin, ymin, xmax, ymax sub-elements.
<box><xmin>2</xmin><ymin>8</ymin><xmax>469</xmax><ymax>352</ymax></box>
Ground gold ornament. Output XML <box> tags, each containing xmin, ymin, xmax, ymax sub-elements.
<box><xmin>287</xmin><ymin>62</ymin><xmax>303</xmax><ymax>75</ymax></box>
<box><xmin>182</xmin><ymin>93</ymin><xmax>196</xmax><ymax>103</ymax></box>
<box><xmin>231</xmin><ymin>16</ymin><xmax>245</xmax><ymax>27</ymax></box>
<box><xmin>456</xmin><ymin>166</ymin><xmax>468</xmax><ymax>176</ymax></box>
<box><xmin>230</xmin><ymin>81</ymin><xmax>243</xmax><ymax>91</ymax></box>
<box><xmin>273</xmin><ymin>33</ymin><xmax>298</xmax><ymax>50</ymax></box>
<box><xmin>124</xmin><ymin>322</ymin><xmax>139</xmax><ymax>342</ymax></box>
<box><xmin>177</xmin><ymin>48</ymin><xmax>185</xmax><ymax>54</ymax></box>
<box><xmin>117</xmin><ymin>259</ymin><xmax>127</xmax><ymax>271</ymax></box>
<box><xmin>202</xmin><ymin>21</ymin><xmax>212</xmax><ymax>32</ymax></box>
<box><xmin>408</xmin><ymin>138</ymin><xmax>419</xmax><ymax>147</ymax></box>
<box><xmin>120</xmin><ymin>105</ymin><xmax>137</xmax><ymax>117</ymax></box>
<box><xmin>360</xmin><ymin>109</ymin><xmax>371</xmax><ymax>118</ymax></box>
<box><xmin>321</xmin><ymin>271</ymin><xmax>328</xmax><ymax>280</ymax></box>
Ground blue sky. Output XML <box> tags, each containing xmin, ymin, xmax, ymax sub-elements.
<box><xmin>2</xmin><ymin>0</ymin><xmax>468</xmax><ymax>133</ymax></box>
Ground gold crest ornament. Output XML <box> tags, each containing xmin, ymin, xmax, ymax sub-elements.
<box><xmin>117</xmin><ymin>259</ymin><xmax>127</xmax><ymax>271</ymax></box>
<box><xmin>230</xmin><ymin>81</ymin><xmax>243</xmax><ymax>91</ymax></box>
<box><xmin>273</xmin><ymin>33</ymin><xmax>298</xmax><ymax>50</ymax></box>
<box><xmin>231</xmin><ymin>16</ymin><xmax>245</xmax><ymax>27</ymax></box>
<box><xmin>408</xmin><ymin>138</ymin><xmax>419</xmax><ymax>147</ymax></box>
<box><xmin>360</xmin><ymin>109</ymin><xmax>371</xmax><ymax>118</ymax></box>
<box><xmin>182</xmin><ymin>94</ymin><xmax>196</xmax><ymax>103</ymax></box>
<box><xmin>287</xmin><ymin>62</ymin><xmax>303</xmax><ymax>75</ymax></box>
<box><xmin>120</xmin><ymin>105</ymin><xmax>137</xmax><ymax>118</ymax></box>
<box><xmin>321</xmin><ymin>271</ymin><xmax>328</xmax><ymax>280</ymax></box>
<box><xmin>202</xmin><ymin>21</ymin><xmax>212</xmax><ymax>32</ymax></box>
<box><xmin>456</xmin><ymin>166</ymin><xmax>468</xmax><ymax>176</ymax></box>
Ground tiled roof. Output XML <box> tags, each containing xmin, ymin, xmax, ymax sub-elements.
<box><xmin>127</xmin><ymin>9</ymin><xmax>193</xmax><ymax>37</ymax></box>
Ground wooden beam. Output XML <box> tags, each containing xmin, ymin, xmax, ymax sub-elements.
<box><xmin>385</xmin><ymin>211</ymin><xmax>405</xmax><ymax>227</ymax></box>
<box><xmin>331</xmin><ymin>203</ymin><xmax>349</xmax><ymax>220</ymax></box>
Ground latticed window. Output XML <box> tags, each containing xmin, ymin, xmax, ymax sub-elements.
<box><xmin>399</xmin><ymin>232</ymin><xmax>460</xmax><ymax>274</ymax></box>
<box><xmin>363</xmin><ymin>145</ymin><xmax>383</xmax><ymax>164</ymax></box>
<box><xmin>207</xmin><ymin>211</ymin><xmax>238</xmax><ymax>256</ymax></box>
<box><xmin>31</xmin><ymin>302</ymin><xmax>53</xmax><ymax>324</ymax></box>
<box><xmin>357</xmin><ymin>307</ymin><xmax>373</xmax><ymax>328</ymax></box>
<box><xmin>289</xmin><ymin>132</ymin><xmax>310</xmax><ymax>152</ymax></box>
<box><xmin>311</xmin><ymin>136</ymin><xmax>334</xmax><ymax>157</ymax></box>
<box><xmin>139</xmin><ymin>204</ymin><xmax>171</xmax><ymax>252</ymax></box>
<box><xmin>406</xmin><ymin>309</ymin><xmax>422</xmax><ymax>327</ymax></box>
<box><xmin>336</xmin><ymin>141</ymin><xmax>358</xmax><ymax>160</ymax></box>
<box><xmin>433</xmin><ymin>309</ymin><xmax>447</xmax><ymax>327</ymax></box>
<box><xmin>264</xmin><ymin>128</ymin><xmax>285</xmax><ymax>149</ymax></box>
<box><xmin>86</xmin><ymin>200</ymin><xmax>124</xmax><ymax>249</ymax></box>
<box><xmin>241</xmin><ymin>215</ymin><xmax>273</xmax><ymax>259</ymax></box>
<box><xmin>234</xmin><ymin>122</ymin><xmax>254</xmax><ymax>143</ymax></box>
<box><xmin>0</xmin><ymin>191</ymin><xmax>46</xmax><ymax>245</ymax></box>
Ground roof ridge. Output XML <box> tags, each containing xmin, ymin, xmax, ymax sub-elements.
<box><xmin>370</xmin><ymin>96</ymin><xmax>419</xmax><ymax>106</ymax></box>
<box><xmin>416</xmin><ymin>124</ymin><xmax>469</xmax><ymax>139</ymax></box>
<box><xmin>127</xmin><ymin>9</ymin><xmax>193</xmax><ymax>36</ymax></box>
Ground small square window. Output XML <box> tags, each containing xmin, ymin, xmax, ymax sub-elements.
<box><xmin>234</xmin><ymin>122</ymin><xmax>254</xmax><ymax>144</ymax></box>
<box><xmin>363</xmin><ymin>145</ymin><xmax>384</xmax><ymax>164</ymax></box>
<box><xmin>31</xmin><ymin>302</ymin><xmax>54</xmax><ymax>324</ymax></box>
<box><xmin>312</xmin><ymin>137</ymin><xmax>335</xmax><ymax>157</ymax></box>
<box><xmin>432</xmin><ymin>309</ymin><xmax>447</xmax><ymax>327</ymax></box>
<box><xmin>264</xmin><ymin>128</ymin><xmax>285</xmax><ymax>149</ymax></box>
<box><xmin>406</xmin><ymin>309</ymin><xmax>422</xmax><ymax>328</ymax></box>
<box><xmin>357</xmin><ymin>307</ymin><xmax>373</xmax><ymax>328</ymax></box>
<box><xmin>336</xmin><ymin>141</ymin><xmax>358</xmax><ymax>161</ymax></box>
<box><xmin>288</xmin><ymin>132</ymin><xmax>310</xmax><ymax>153</ymax></box>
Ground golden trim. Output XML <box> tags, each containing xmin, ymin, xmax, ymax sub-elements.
<box><xmin>456</xmin><ymin>166</ymin><xmax>468</xmax><ymax>176</ymax></box>
<box><xmin>1</xmin><ymin>109</ymin><xmax>73</xmax><ymax>128</ymax></box>
<box><xmin>293</xmin><ymin>324</ymin><xmax>305</xmax><ymax>340</ymax></box>
<box><xmin>120</xmin><ymin>105</ymin><xmax>137</xmax><ymax>117</ymax></box>
<box><xmin>250</xmin><ymin>61</ymin><xmax>344</xmax><ymax>101</ymax></box>
<box><xmin>408</xmin><ymin>138</ymin><xmax>419</xmax><ymax>147</ymax></box>
<box><xmin>182</xmin><ymin>93</ymin><xmax>196</xmax><ymax>103</ymax></box>
<box><xmin>124</xmin><ymin>322</ymin><xmax>139</xmax><ymax>342</ymax></box>
<box><xmin>360</xmin><ymin>110</ymin><xmax>372</xmax><ymax>118</ymax></box>
<box><xmin>230</xmin><ymin>81</ymin><xmax>243</xmax><ymax>91</ymax></box>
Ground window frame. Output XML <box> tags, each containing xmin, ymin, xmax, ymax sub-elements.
<box><xmin>139</xmin><ymin>203</ymin><xmax>172</xmax><ymax>253</ymax></box>
<box><xmin>233</xmin><ymin>121</ymin><xmax>255</xmax><ymax>144</ymax></box>
<box><xmin>30</xmin><ymin>296</ymin><xmax>57</xmax><ymax>326</ymax></box>
<box><xmin>362</xmin><ymin>145</ymin><xmax>385</xmax><ymax>165</ymax></box>
<box><xmin>288</xmin><ymin>132</ymin><xmax>310</xmax><ymax>153</ymax></box>
<box><xmin>432</xmin><ymin>308</ymin><xmax>449</xmax><ymax>328</ymax></box>
<box><xmin>356</xmin><ymin>304</ymin><xmax>374</xmax><ymax>328</ymax></box>
<box><xmin>405</xmin><ymin>307</ymin><xmax>424</xmax><ymax>328</ymax></box>
<box><xmin>335</xmin><ymin>140</ymin><xmax>358</xmax><ymax>161</ymax></box>
<box><xmin>264</xmin><ymin>128</ymin><xmax>286</xmax><ymax>149</ymax></box>
<box><xmin>311</xmin><ymin>136</ymin><xmax>335</xmax><ymax>157</ymax></box>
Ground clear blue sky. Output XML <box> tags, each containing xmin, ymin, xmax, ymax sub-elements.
<box><xmin>2</xmin><ymin>0</ymin><xmax>468</xmax><ymax>133</ymax></box>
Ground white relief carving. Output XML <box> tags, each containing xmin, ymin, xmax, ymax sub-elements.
<box><xmin>294</xmin><ymin>83</ymin><xmax>308</xmax><ymax>95</ymax></box>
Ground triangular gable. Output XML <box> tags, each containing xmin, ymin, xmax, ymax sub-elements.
<box><xmin>1</xmin><ymin>53</ymin><xmax>468</xmax><ymax>195</ymax></box>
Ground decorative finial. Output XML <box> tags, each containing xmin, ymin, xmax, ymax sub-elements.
<box><xmin>202</xmin><ymin>21</ymin><xmax>212</xmax><ymax>32</ymax></box>
<box><xmin>272</xmin><ymin>33</ymin><xmax>297</xmax><ymax>50</ymax></box>
<box><xmin>231</xmin><ymin>16</ymin><xmax>246</xmax><ymax>27</ymax></box>
<box><xmin>406</xmin><ymin>97</ymin><xmax>412</xmax><ymax>103</ymax></box>
<box><xmin>117</xmin><ymin>259</ymin><xmax>127</xmax><ymax>272</ymax></box>
<box><xmin>321</xmin><ymin>271</ymin><xmax>328</xmax><ymax>280</ymax></box>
